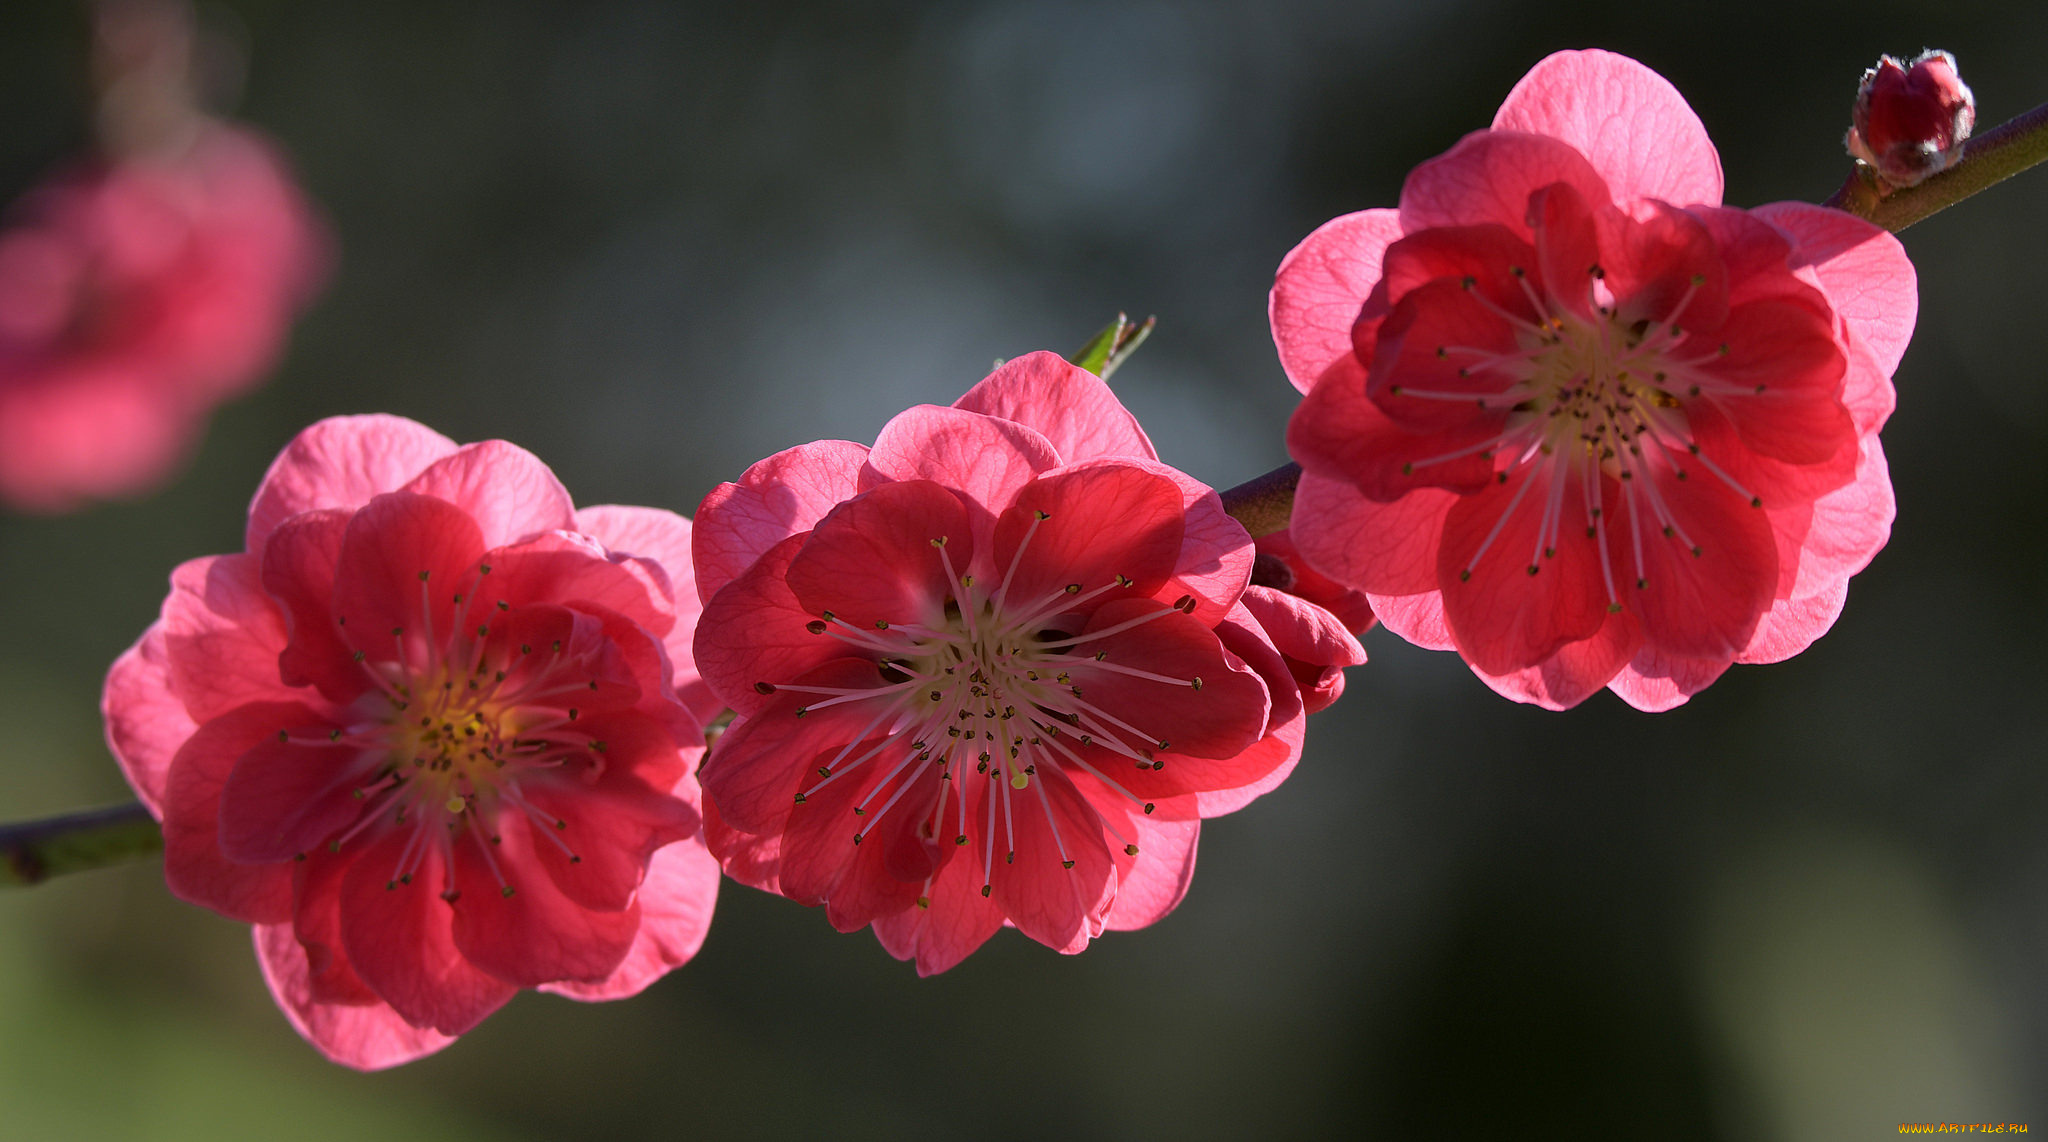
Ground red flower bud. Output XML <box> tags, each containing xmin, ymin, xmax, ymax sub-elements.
<box><xmin>1846</xmin><ymin>49</ymin><xmax>1975</xmax><ymax>188</ymax></box>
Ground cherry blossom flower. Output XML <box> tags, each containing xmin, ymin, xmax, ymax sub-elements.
<box><xmin>693</xmin><ymin>352</ymin><xmax>1360</xmax><ymax>973</ymax></box>
<box><xmin>1270</xmin><ymin>49</ymin><xmax>1916</xmax><ymax>710</ymax></box>
<box><xmin>0</xmin><ymin>123</ymin><xmax>327</xmax><ymax>512</ymax></box>
<box><xmin>102</xmin><ymin>415</ymin><xmax>719</xmax><ymax>1069</ymax></box>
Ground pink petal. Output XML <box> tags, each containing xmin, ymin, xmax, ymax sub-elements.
<box><xmin>1691</xmin><ymin>298</ymin><xmax>1854</xmax><ymax>465</ymax></box>
<box><xmin>953</xmin><ymin>350</ymin><xmax>1157</xmax><ymax>462</ymax></box>
<box><xmin>1737</xmin><ymin>579</ymin><xmax>1850</xmax><ymax>665</ymax></box>
<box><xmin>160</xmin><ymin>553</ymin><xmax>297</xmax><ymax>723</ymax></box>
<box><xmin>785</xmin><ymin>480</ymin><xmax>972</xmax><ymax>631</ymax></box>
<box><xmin>694</xmin><ymin>534</ymin><xmax>846</xmax><ymax>720</ymax></box>
<box><xmin>483</xmin><ymin>531</ymin><xmax>676</xmax><ymax>641</ymax></box>
<box><xmin>260</xmin><ymin>510</ymin><xmax>367</xmax><ymax>705</ymax></box>
<box><xmin>103</xmin><ymin>627</ymin><xmax>194</xmax><ymax>814</ymax></box>
<box><xmin>863</xmin><ymin>404</ymin><xmax>1061</xmax><ymax>554</ymax></box>
<box><xmin>691</xmin><ymin>439</ymin><xmax>870</xmax><ymax>605</ymax></box>
<box><xmin>1237</xmin><ymin>585</ymin><xmax>1365</xmax><ymax>668</ymax></box>
<box><xmin>1365</xmin><ymin>589</ymin><xmax>1457</xmax><ymax>652</ymax></box>
<box><xmin>1472</xmin><ymin>608</ymin><xmax>1643</xmax><ymax>710</ymax></box>
<box><xmin>1613</xmin><ymin>474</ymin><xmax>1776</xmax><ymax>662</ymax></box>
<box><xmin>702</xmin><ymin>793</ymin><xmax>783</xmax><ymax>894</ymax></box>
<box><xmin>217</xmin><ymin>731</ymin><xmax>373</xmax><ymax>864</ymax></box>
<box><xmin>1437</xmin><ymin>465</ymin><xmax>1610</xmax><ymax>676</ymax></box>
<box><xmin>519</xmin><ymin>711</ymin><xmax>700</xmax><ymax>912</ymax></box>
<box><xmin>1399</xmin><ymin>130</ymin><xmax>1613</xmax><ymax>238</ymax></box>
<box><xmin>338</xmin><ymin>833</ymin><xmax>517</xmax><ymax>1035</ymax></box>
<box><xmin>777</xmin><ymin>754</ymin><xmax>934</xmax><ymax>928</ymax></box>
<box><xmin>1192</xmin><ymin>602</ymin><xmax>1309</xmax><ymax>816</ymax></box>
<box><xmin>290</xmin><ymin>848</ymin><xmax>378</xmax><ymax>1005</ymax></box>
<box><xmin>253</xmin><ymin>924</ymin><xmax>455</xmax><ymax>1071</ymax></box>
<box><xmin>448</xmin><ymin>813</ymin><xmax>641</xmax><ymax>988</ymax></box>
<box><xmin>698</xmin><ymin>657</ymin><xmax>901</xmax><ymax>835</ymax></box>
<box><xmin>1065</xmin><ymin>597</ymin><xmax>1269</xmax><ymax>766</ymax></box>
<box><xmin>1367</xmin><ymin>278</ymin><xmax>1529</xmax><ymax>434</ymax></box>
<box><xmin>1606</xmin><ymin>643</ymin><xmax>1731</xmax><ymax>711</ymax></box>
<box><xmin>1051</xmin><ymin>457</ymin><xmax>1252</xmax><ymax>627</ymax></box>
<box><xmin>1290</xmin><ymin>471</ymin><xmax>1455</xmax><ymax>598</ymax></box>
<box><xmin>158</xmin><ymin>701</ymin><xmax>301</xmax><ymax>923</ymax></box>
<box><xmin>1754</xmin><ymin>201</ymin><xmax>1917</xmax><ymax>377</ymax></box>
<box><xmin>1772</xmin><ymin>434</ymin><xmax>1894</xmax><ymax>603</ymax></box>
<box><xmin>245</xmin><ymin>415</ymin><xmax>457</xmax><ymax>550</ymax></box>
<box><xmin>331</xmin><ymin>492</ymin><xmax>489</xmax><ymax>664</ymax></box>
<box><xmin>1268</xmin><ymin>208</ymin><xmax>1405</xmax><ymax>393</ymax></box>
<box><xmin>400</xmin><ymin>440</ymin><xmax>576</xmax><ymax>549</ymax></box>
<box><xmin>575</xmin><ymin>505</ymin><xmax>713</xmax><ymax>718</ymax></box>
<box><xmin>995</xmin><ymin>464</ymin><xmax>1185</xmax><ymax>610</ymax></box>
<box><xmin>1097</xmin><ymin>803</ymin><xmax>1199</xmax><ymax>933</ymax></box>
<box><xmin>1491</xmin><ymin>49</ymin><xmax>1723</xmax><ymax>207</ymax></box>
<box><xmin>1289</xmin><ymin>357</ymin><xmax>1498</xmax><ymax>502</ymax></box>
<box><xmin>989</xmin><ymin>768</ymin><xmax>1116</xmax><ymax>954</ymax></box>
<box><xmin>540</xmin><ymin>838</ymin><xmax>720</xmax><ymax>1001</ymax></box>
<box><xmin>872</xmin><ymin>838</ymin><xmax>1006</xmax><ymax>976</ymax></box>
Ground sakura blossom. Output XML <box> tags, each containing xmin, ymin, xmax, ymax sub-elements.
<box><xmin>0</xmin><ymin>122</ymin><xmax>327</xmax><ymax>513</ymax></box>
<box><xmin>1271</xmin><ymin>49</ymin><xmax>1917</xmax><ymax>710</ymax></box>
<box><xmin>101</xmin><ymin>415</ymin><xmax>719</xmax><ymax>1069</ymax></box>
<box><xmin>692</xmin><ymin>352</ymin><xmax>1362</xmax><ymax>973</ymax></box>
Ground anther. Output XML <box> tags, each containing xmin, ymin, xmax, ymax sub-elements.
<box><xmin>981</xmin><ymin>885</ymin><xmax>992</xmax><ymax>897</ymax></box>
<box><xmin>1125</xmin><ymin>844</ymin><xmax>1140</xmax><ymax>855</ymax></box>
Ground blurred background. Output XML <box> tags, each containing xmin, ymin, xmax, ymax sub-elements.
<box><xmin>2</xmin><ymin>0</ymin><xmax>2045</xmax><ymax>1137</ymax></box>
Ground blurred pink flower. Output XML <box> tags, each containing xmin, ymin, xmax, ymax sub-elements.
<box><xmin>1846</xmin><ymin>50</ymin><xmax>1975</xmax><ymax>188</ymax></box>
<box><xmin>692</xmin><ymin>352</ymin><xmax>1360</xmax><ymax>973</ymax></box>
<box><xmin>103</xmin><ymin>416</ymin><xmax>720</xmax><ymax>1070</ymax></box>
<box><xmin>0</xmin><ymin>124</ymin><xmax>327</xmax><ymax>512</ymax></box>
<box><xmin>1271</xmin><ymin>49</ymin><xmax>1916</xmax><ymax>710</ymax></box>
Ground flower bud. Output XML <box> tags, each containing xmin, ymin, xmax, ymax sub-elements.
<box><xmin>1845</xmin><ymin>49</ymin><xmax>1975</xmax><ymax>188</ymax></box>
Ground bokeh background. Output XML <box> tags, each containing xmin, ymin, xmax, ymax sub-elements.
<box><xmin>3</xmin><ymin>1</ymin><xmax>2045</xmax><ymax>1137</ymax></box>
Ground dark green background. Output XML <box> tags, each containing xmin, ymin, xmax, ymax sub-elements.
<box><xmin>2</xmin><ymin>1</ymin><xmax>2043</xmax><ymax>1137</ymax></box>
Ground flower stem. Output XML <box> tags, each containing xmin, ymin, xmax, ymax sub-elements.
<box><xmin>0</xmin><ymin>802</ymin><xmax>160</xmax><ymax>887</ymax></box>
<box><xmin>1826</xmin><ymin>98</ymin><xmax>2048</xmax><ymax>232</ymax></box>
<box><xmin>1218</xmin><ymin>462</ymin><xmax>1300</xmax><ymax>538</ymax></box>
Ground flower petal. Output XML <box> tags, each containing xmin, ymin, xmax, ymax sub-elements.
<box><xmin>338</xmin><ymin>834</ymin><xmax>517</xmax><ymax>1035</ymax></box>
<box><xmin>863</xmin><ymin>404</ymin><xmax>1060</xmax><ymax>555</ymax></box>
<box><xmin>1437</xmin><ymin>464</ymin><xmax>1611</xmax><ymax>675</ymax></box>
<box><xmin>1269</xmin><ymin>208</ymin><xmax>1404</xmax><ymax>393</ymax></box>
<box><xmin>1290</xmin><ymin>470</ymin><xmax>1454</xmax><ymax>598</ymax></box>
<box><xmin>953</xmin><ymin>350</ymin><xmax>1156</xmax><ymax>462</ymax></box>
<box><xmin>1491</xmin><ymin>49</ymin><xmax>1723</xmax><ymax>207</ymax></box>
<box><xmin>1472</xmin><ymin>607</ymin><xmax>1643</xmax><ymax>710</ymax></box>
<box><xmin>159</xmin><ymin>701</ymin><xmax>302</xmax><ymax>923</ymax></box>
<box><xmin>698</xmin><ymin>657</ymin><xmax>902</xmax><ymax>835</ymax></box>
<box><xmin>161</xmin><ymin>553</ymin><xmax>296</xmax><ymax>723</ymax></box>
<box><xmin>786</xmin><ymin>480</ymin><xmax>971</xmax><ymax>632</ymax></box>
<box><xmin>994</xmin><ymin>464</ymin><xmax>1185</xmax><ymax>613</ymax></box>
<box><xmin>1399</xmin><ymin>130</ymin><xmax>1613</xmax><ymax>238</ymax></box>
<box><xmin>540</xmin><ymin>838</ymin><xmax>720</xmax><ymax>1002</ymax></box>
<box><xmin>253</xmin><ymin>924</ymin><xmax>455</xmax><ymax>1072</ymax></box>
<box><xmin>692</xmin><ymin>439</ymin><xmax>870</xmax><ymax>605</ymax></box>
<box><xmin>103</xmin><ymin>627</ymin><xmax>193</xmax><ymax>814</ymax></box>
<box><xmin>245</xmin><ymin>415</ymin><xmax>457</xmax><ymax>550</ymax></box>
<box><xmin>260</xmin><ymin>509</ymin><xmax>366</xmax><ymax>705</ymax></box>
<box><xmin>1754</xmin><ymin>201</ymin><xmax>1916</xmax><ymax>377</ymax></box>
<box><xmin>448</xmin><ymin>815</ymin><xmax>640</xmax><ymax>987</ymax></box>
<box><xmin>989</xmin><ymin>768</ymin><xmax>1117</xmax><ymax>954</ymax></box>
<box><xmin>400</xmin><ymin>440</ymin><xmax>576</xmax><ymax>549</ymax></box>
<box><xmin>331</xmin><ymin>492</ymin><xmax>489</xmax><ymax>665</ymax></box>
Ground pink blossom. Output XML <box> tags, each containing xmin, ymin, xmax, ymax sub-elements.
<box><xmin>102</xmin><ymin>415</ymin><xmax>719</xmax><ymax>1069</ymax></box>
<box><xmin>0</xmin><ymin>124</ymin><xmax>327</xmax><ymax>512</ymax></box>
<box><xmin>1846</xmin><ymin>50</ymin><xmax>1975</xmax><ymax>189</ymax></box>
<box><xmin>692</xmin><ymin>352</ymin><xmax>1361</xmax><ymax>973</ymax></box>
<box><xmin>1270</xmin><ymin>50</ymin><xmax>1916</xmax><ymax>710</ymax></box>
